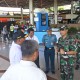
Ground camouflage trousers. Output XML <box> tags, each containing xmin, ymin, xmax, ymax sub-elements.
<box><xmin>60</xmin><ymin>55</ymin><xmax>75</xmax><ymax>80</ymax></box>
<box><xmin>76</xmin><ymin>47</ymin><xmax>80</xmax><ymax>65</ymax></box>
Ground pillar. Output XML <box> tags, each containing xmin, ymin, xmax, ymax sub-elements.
<box><xmin>54</xmin><ymin>0</ymin><xmax>58</xmax><ymax>24</ymax></box>
<box><xmin>21</xmin><ymin>7</ymin><xmax>23</xmax><ymax>21</ymax></box>
<box><xmin>71</xmin><ymin>1</ymin><xmax>74</xmax><ymax>20</ymax></box>
<box><xmin>29</xmin><ymin>0</ymin><xmax>34</xmax><ymax>25</ymax></box>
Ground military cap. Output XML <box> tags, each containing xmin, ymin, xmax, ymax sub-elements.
<box><xmin>13</xmin><ymin>31</ymin><xmax>26</xmax><ymax>40</ymax></box>
<box><xmin>60</xmin><ymin>25</ymin><xmax>68</xmax><ymax>30</ymax></box>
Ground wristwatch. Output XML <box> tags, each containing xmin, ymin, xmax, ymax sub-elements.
<box><xmin>65</xmin><ymin>52</ymin><xmax>67</xmax><ymax>54</ymax></box>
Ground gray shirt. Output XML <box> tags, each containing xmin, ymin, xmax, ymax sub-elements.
<box><xmin>3</xmin><ymin>27</ymin><xmax>8</xmax><ymax>34</ymax></box>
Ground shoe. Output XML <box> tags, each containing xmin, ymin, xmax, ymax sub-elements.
<box><xmin>45</xmin><ymin>71</ymin><xmax>49</xmax><ymax>74</ymax></box>
<box><xmin>51</xmin><ymin>71</ymin><xmax>55</xmax><ymax>74</ymax></box>
<box><xmin>75</xmin><ymin>65</ymin><xmax>79</xmax><ymax>70</ymax></box>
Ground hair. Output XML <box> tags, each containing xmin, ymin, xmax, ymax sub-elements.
<box><xmin>27</xmin><ymin>28</ymin><xmax>34</xmax><ymax>33</ymax></box>
<box><xmin>21</xmin><ymin>40</ymin><xmax>39</xmax><ymax>57</ymax></box>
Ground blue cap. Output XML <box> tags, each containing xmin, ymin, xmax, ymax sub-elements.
<box><xmin>47</xmin><ymin>27</ymin><xmax>52</xmax><ymax>31</ymax></box>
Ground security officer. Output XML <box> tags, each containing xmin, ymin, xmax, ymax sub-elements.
<box><xmin>75</xmin><ymin>30</ymin><xmax>80</xmax><ymax>70</ymax></box>
<box><xmin>58</xmin><ymin>25</ymin><xmax>77</xmax><ymax>80</ymax></box>
<box><xmin>10</xmin><ymin>24</ymin><xmax>14</xmax><ymax>39</ymax></box>
<box><xmin>42</xmin><ymin>28</ymin><xmax>57</xmax><ymax>74</ymax></box>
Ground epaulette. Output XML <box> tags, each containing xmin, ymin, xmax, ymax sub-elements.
<box><xmin>25</xmin><ymin>34</ymin><xmax>28</xmax><ymax>38</ymax></box>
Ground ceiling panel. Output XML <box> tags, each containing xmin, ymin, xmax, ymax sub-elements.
<box><xmin>0</xmin><ymin>0</ymin><xmax>79</xmax><ymax>8</ymax></box>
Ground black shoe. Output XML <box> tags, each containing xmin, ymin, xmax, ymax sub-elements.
<box><xmin>45</xmin><ymin>71</ymin><xmax>49</xmax><ymax>74</ymax></box>
<box><xmin>51</xmin><ymin>71</ymin><xmax>55</xmax><ymax>74</ymax></box>
<box><xmin>75</xmin><ymin>65</ymin><xmax>79</xmax><ymax>70</ymax></box>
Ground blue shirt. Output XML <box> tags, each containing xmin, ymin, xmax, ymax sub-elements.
<box><xmin>42</xmin><ymin>34</ymin><xmax>57</xmax><ymax>48</ymax></box>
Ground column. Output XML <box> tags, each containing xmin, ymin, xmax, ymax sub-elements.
<box><xmin>71</xmin><ymin>1</ymin><xmax>74</xmax><ymax>20</ymax></box>
<box><xmin>54</xmin><ymin>0</ymin><xmax>58</xmax><ymax>24</ymax></box>
<box><xmin>29</xmin><ymin>0</ymin><xmax>34</xmax><ymax>25</ymax></box>
<box><xmin>21</xmin><ymin>7</ymin><xmax>23</xmax><ymax>21</ymax></box>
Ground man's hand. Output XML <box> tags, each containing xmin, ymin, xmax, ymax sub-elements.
<box><xmin>60</xmin><ymin>49</ymin><xmax>65</xmax><ymax>54</ymax></box>
<box><xmin>54</xmin><ymin>46</ymin><xmax>58</xmax><ymax>53</ymax></box>
<box><xmin>75</xmin><ymin>39</ymin><xmax>80</xmax><ymax>42</ymax></box>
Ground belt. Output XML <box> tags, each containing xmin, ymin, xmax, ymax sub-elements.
<box><xmin>45</xmin><ymin>47</ymin><xmax>54</xmax><ymax>50</ymax></box>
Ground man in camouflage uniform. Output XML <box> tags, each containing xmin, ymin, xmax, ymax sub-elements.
<box><xmin>75</xmin><ymin>30</ymin><xmax>80</xmax><ymax>70</ymax></box>
<box><xmin>58</xmin><ymin>25</ymin><xmax>77</xmax><ymax>80</ymax></box>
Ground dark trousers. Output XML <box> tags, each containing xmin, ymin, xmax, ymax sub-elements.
<box><xmin>10</xmin><ymin>31</ymin><xmax>13</xmax><ymax>39</ymax></box>
<box><xmin>3</xmin><ymin>34</ymin><xmax>9</xmax><ymax>41</ymax></box>
<box><xmin>44</xmin><ymin>47</ymin><xmax>55</xmax><ymax>71</ymax></box>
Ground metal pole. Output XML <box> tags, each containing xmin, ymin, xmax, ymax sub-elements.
<box><xmin>71</xmin><ymin>1</ymin><xmax>74</xmax><ymax>20</ymax></box>
<box><xmin>29</xmin><ymin>0</ymin><xmax>34</xmax><ymax>25</ymax></box>
<box><xmin>54</xmin><ymin>0</ymin><xmax>58</xmax><ymax>24</ymax></box>
<box><xmin>21</xmin><ymin>7</ymin><xmax>23</xmax><ymax>21</ymax></box>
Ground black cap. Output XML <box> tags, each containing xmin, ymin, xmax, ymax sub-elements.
<box><xmin>13</xmin><ymin>31</ymin><xmax>26</xmax><ymax>40</ymax></box>
<box><xmin>60</xmin><ymin>25</ymin><xmax>68</xmax><ymax>31</ymax></box>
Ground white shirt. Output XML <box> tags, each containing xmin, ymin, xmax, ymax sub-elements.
<box><xmin>9</xmin><ymin>41</ymin><xmax>22</xmax><ymax>65</ymax></box>
<box><xmin>26</xmin><ymin>35</ymin><xmax>39</xmax><ymax>44</ymax></box>
<box><xmin>14</xmin><ymin>25</ymin><xmax>18</xmax><ymax>29</ymax></box>
<box><xmin>0</xmin><ymin>60</ymin><xmax>47</xmax><ymax>80</ymax></box>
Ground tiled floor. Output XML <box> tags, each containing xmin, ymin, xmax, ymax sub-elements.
<box><xmin>0</xmin><ymin>40</ymin><xmax>80</xmax><ymax>80</ymax></box>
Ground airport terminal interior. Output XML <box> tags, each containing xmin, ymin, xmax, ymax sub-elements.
<box><xmin>0</xmin><ymin>0</ymin><xmax>80</xmax><ymax>80</ymax></box>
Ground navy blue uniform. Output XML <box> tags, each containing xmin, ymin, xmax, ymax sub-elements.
<box><xmin>42</xmin><ymin>34</ymin><xmax>57</xmax><ymax>72</ymax></box>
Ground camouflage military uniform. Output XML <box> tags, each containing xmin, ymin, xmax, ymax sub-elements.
<box><xmin>58</xmin><ymin>35</ymin><xmax>77</xmax><ymax>80</ymax></box>
<box><xmin>76</xmin><ymin>32</ymin><xmax>80</xmax><ymax>65</ymax></box>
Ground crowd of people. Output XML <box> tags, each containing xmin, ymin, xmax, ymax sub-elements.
<box><xmin>0</xmin><ymin>24</ymin><xmax>80</xmax><ymax>80</ymax></box>
<box><xmin>1</xmin><ymin>22</ymin><xmax>34</xmax><ymax>42</ymax></box>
